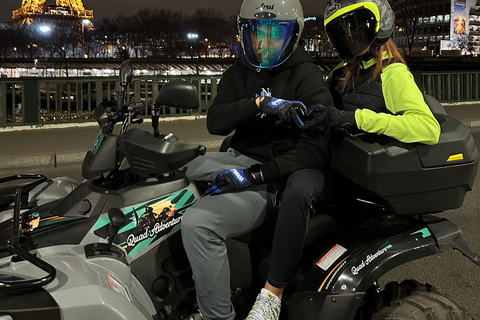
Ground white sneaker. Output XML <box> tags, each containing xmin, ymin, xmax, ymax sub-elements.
<box><xmin>245</xmin><ymin>288</ymin><xmax>281</xmax><ymax>320</ymax></box>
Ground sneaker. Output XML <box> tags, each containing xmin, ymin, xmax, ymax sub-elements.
<box><xmin>245</xmin><ymin>288</ymin><xmax>281</xmax><ymax>320</ymax></box>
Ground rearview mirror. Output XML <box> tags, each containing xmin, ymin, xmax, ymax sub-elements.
<box><xmin>155</xmin><ymin>80</ymin><xmax>199</xmax><ymax>110</ymax></box>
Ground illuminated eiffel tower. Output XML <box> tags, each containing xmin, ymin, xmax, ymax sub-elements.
<box><xmin>13</xmin><ymin>0</ymin><xmax>93</xmax><ymax>24</ymax></box>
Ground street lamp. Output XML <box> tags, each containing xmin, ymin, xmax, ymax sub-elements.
<box><xmin>187</xmin><ymin>33</ymin><xmax>200</xmax><ymax>74</ymax></box>
<box><xmin>82</xmin><ymin>19</ymin><xmax>90</xmax><ymax>43</ymax></box>
<box><xmin>81</xmin><ymin>19</ymin><xmax>90</xmax><ymax>58</ymax></box>
<box><xmin>188</xmin><ymin>33</ymin><xmax>199</xmax><ymax>58</ymax></box>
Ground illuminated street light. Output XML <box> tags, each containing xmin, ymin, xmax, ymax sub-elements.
<box><xmin>81</xmin><ymin>19</ymin><xmax>90</xmax><ymax>58</ymax></box>
<box><xmin>82</xmin><ymin>19</ymin><xmax>90</xmax><ymax>44</ymax></box>
<box><xmin>188</xmin><ymin>33</ymin><xmax>199</xmax><ymax>59</ymax></box>
<box><xmin>38</xmin><ymin>25</ymin><xmax>51</xmax><ymax>33</ymax></box>
<box><xmin>187</xmin><ymin>33</ymin><xmax>200</xmax><ymax>73</ymax></box>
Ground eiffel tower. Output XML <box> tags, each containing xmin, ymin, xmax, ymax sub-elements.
<box><xmin>13</xmin><ymin>0</ymin><xmax>93</xmax><ymax>24</ymax></box>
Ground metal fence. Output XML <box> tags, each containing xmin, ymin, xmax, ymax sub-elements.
<box><xmin>1</xmin><ymin>70</ymin><xmax>480</xmax><ymax>127</ymax></box>
<box><xmin>0</xmin><ymin>75</ymin><xmax>221</xmax><ymax>127</ymax></box>
<box><xmin>412</xmin><ymin>71</ymin><xmax>480</xmax><ymax>102</ymax></box>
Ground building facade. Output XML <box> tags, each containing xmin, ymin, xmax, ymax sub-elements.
<box><xmin>391</xmin><ymin>0</ymin><xmax>480</xmax><ymax>56</ymax></box>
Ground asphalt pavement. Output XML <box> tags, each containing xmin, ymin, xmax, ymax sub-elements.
<box><xmin>0</xmin><ymin>115</ymin><xmax>222</xmax><ymax>170</ymax></box>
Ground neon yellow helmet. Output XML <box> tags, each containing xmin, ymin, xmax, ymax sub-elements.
<box><xmin>324</xmin><ymin>0</ymin><xmax>395</xmax><ymax>61</ymax></box>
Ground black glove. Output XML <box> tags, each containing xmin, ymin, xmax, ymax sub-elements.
<box><xmin>303</xmin><ymin>105</ymin><xmax>356</xmax><ymax>133</ymax></box>
<box><xmin>259</xmin><ymin>97</ymin><xmax>307</xmax><ymax>128</ymax></box>
<box><xmin>205</xmin><ymin>168</ymin><xmax>256</xmax><ymax>195</ymax></box>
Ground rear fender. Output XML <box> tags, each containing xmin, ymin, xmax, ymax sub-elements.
<box><xmin>285</xmin><ymin>217</ymin><xmax>478</xmax><ymax>320</ymax></box>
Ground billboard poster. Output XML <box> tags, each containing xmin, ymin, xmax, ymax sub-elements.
<box><xmin>451</xmin><ymin>0</ymin><xmax>469</xmax><ymax>38</ymax></box>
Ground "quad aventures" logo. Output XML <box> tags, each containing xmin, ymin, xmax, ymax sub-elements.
<box><xmin>126</xmin><ymin>217</ymin><xmax>183</xmax><ymax>247</ymax></box>
<box><xmin>351</xmin><ymin>245</ymin><xmax>392</xmax><ymax>275</ymax></box>
<box><xmin>94</xmin><ymin>190</ymin><xmax>196</xmax><ymax>257</ymax></box>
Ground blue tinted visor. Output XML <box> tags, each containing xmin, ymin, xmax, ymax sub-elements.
<box><xmin>239</xmin><ymin>18</ymin><xmax>297</xmax><ymax>68</ymax></box>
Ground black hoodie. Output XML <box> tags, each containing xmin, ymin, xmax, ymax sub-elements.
<box><xmin>207</xmin><ymin>43</ymin><xmax>333</xmax><ymax>182</ymax></box>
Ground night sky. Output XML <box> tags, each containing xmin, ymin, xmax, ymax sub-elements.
<box><xmin>0</xmin><ymin>0</ymin><xmax>328</xmax><ymax>23</ymax></box>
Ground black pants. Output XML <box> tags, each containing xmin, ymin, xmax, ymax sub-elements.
<box><xmin>267</xmin><ymin>168</ymin><xmax>331</xmax><ymax>288</ymax></box>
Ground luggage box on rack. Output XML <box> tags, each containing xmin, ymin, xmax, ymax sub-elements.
<box><xmin>330</xmin><ymin>114</ymin><xmax>479</xmax><ymax>214</ymax></box>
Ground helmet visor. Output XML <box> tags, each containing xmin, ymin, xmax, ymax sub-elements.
<box><xmin>325</xmin><ymin>8</ymin><xmax>377</xmax><ymax>62</ymax></box>
<box><xmin>239</xmin><ymin>18</ymin><xmax>297</xmax><ymax>68</ymax></box>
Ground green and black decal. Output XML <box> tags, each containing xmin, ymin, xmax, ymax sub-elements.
<box><xmin>94</xmin><ymin>189</ymin><xmax>196</xmax><ymax>257</ymax></box>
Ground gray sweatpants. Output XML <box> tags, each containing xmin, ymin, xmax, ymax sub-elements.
<box><xmin>181</xmin><ymin>149</ymin><xmax>279</xmax><ymax>320</ymax></box>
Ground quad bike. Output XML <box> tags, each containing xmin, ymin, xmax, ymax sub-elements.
<box><xmin>0</xmin><ymin>60</ymin><xmax>479</xmax><ymax>320</ymax></box>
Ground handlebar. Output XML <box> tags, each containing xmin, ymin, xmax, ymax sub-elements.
<box><xmin>0</xmin><ymin>174</ymin><xmax>57</xmax><ymax>292</ymax></box>
<box><xmin>97</xmin><ymin>101</ymin><xmax>145</xmax><ymax>135</ymax></box>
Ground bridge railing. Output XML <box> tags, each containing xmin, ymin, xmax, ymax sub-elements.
<box><xmin>0</xmin><ymin>75</ymin><xmax>221</xmax><ymax>127</ymax></box>
<box><xmin>1</xmin><ymin>70</ymin><xmax>480</xmax><ymax>127</ymax></box>
<box><xmin>412</xmin><ymin>71</ymin><xmax>480</xmax><ymax>102</ymax></box>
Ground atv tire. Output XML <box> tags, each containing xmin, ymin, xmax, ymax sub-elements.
<box><xmin>372</xmin><ymin>279</ymin><xmax>474</xmax><ymax>320</ymax></box>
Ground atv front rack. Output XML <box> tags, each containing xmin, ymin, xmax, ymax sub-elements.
<box><xmin>0</xmin><ymin>174</ymin><xmax>57</xmax><ymax>291</ymax></box>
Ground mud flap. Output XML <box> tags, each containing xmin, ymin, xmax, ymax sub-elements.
<box><xmin>428</xmin><ymin>218</ymin><xmax>480</xmax><ymax>266</ymax></box>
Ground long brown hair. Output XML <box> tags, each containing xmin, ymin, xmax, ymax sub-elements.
<box><xmin>343</xmin><ymin>39</ymin><xmax>407</xmax><ymax>92</ymax></box>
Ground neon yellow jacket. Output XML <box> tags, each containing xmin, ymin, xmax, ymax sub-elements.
<box><xmin>328</xmin><ymin>53</ymin><xmax>441</xmax><ymax>145</ymax></box>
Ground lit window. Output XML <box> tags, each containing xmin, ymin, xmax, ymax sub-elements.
<box><xmin>430</xmin><ymin>16</ymin><xmax>436</xmax><ymax>23</ymax></box>
<box><xmin>437</xmin><ymin>15</ymin><xmax>443</xmax><ymax>23</ymax></box>
<box><xmin>430</xmin><ymin>36</ymin><xmax>436</xmax><ymax>41</ymax></box>
<box><xmin>445</xmin><ymin>14</ymin><xmax>450</xmax><ymax>22</ymax></box>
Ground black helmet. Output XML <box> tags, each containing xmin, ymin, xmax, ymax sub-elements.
<box><xmin>238</xmin><ymin>0</ymin><xmax>304</xmax><ymax>68</ymax></box>
<box><xmin>324</xmin><ymin>0</ymin><xmax>395</xmax><ymax>62</ymax></box>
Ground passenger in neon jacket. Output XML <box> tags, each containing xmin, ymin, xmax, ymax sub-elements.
<box><xmin>322</xmin><ymin>47</ymin><xmax>441</xmax><ymax>144</ymax></box>
<box><xmin>305</xmin><ymin>0</ymin><xmax>441</xmax><ymax>145</ymax></box>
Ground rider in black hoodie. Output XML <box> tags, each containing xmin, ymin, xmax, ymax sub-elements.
<box><xmin>181</xmin><ymin>1</ymin><xmax>333</xmax><ymax>319</ymax></box>
<box><xmin>207</xmin><ymin>42</ymin><xmax>331</xmax><ymax>182</ymax></box>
